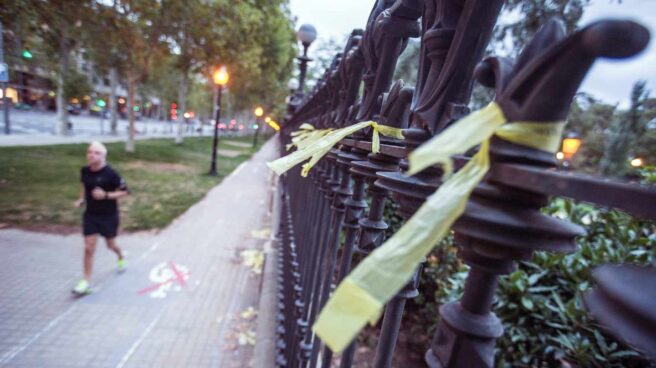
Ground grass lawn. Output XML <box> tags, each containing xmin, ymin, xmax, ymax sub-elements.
<box><xmin>0</xmin><ymin>135</ymin><xmax>267</xmax><ymax>232</ymax></box>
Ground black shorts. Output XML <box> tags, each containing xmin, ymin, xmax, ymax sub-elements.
<box><xmin>83</xmin><ymin>213</ymin><xmax>120</xmax><ymax>238</ymax></box>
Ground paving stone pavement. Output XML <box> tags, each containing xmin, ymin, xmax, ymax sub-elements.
<box><xmin>0</xmin><ymin>138</ymin><xmax>279</xmax><ymax>367</ymax></box>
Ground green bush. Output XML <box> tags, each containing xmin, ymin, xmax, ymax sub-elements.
<box><xmin>396</xmin><ymin>198</ymin><xmax>656</xmax><ymax>367</ymax></box>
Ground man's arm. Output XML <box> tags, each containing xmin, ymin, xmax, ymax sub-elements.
<box><xmin>92</xmin><ymin>174</ymin><xmax>130</xmax><ymax>201</ymax></box>
<box><xmin>75</xmin><ymin>184</ymin><xmax>85</xmax><ymax>207</ymax></box>
<box><xmin>91</xmin><ymin>187</ymin><xmax>129</xmax><ymax>200</ymax></box>
<box><xmin>106</xmin><ymin>190</ymin><xmax>129</xmax><ymax>200</ymax></box>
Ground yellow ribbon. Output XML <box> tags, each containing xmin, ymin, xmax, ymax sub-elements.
<box><xmin>267</xmin><ymin>121</ymin><xmax>404</xmax><ymax>177</ymax></box>
<box><xmin>286</xmin><ymin>124</ymin><xmax>332</xmax><ymax>152</ymax></box>
<box><xmin>293</xmin><ymin>123</ymin><xmax>316</xmax><ymax>134</ymax></box>
<box><xmin>312</xmin><ymin>102</ymin><xmax>565</xmax><ymax>353</ymax></box>
<box><xmin>290</xmin><ymin>129</ymin><xmax>333</xmax><ymax>152</ymax></box>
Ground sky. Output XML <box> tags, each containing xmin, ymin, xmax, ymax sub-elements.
<box><xmin>288</xmin><ymin>0</ymin><xmax>656</xmax><ymax>108</ymax></box>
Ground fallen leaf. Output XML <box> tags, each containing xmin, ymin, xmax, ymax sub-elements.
<box><xmin>250</xmin><ymin>228</ymin><xmax>271</xmax><ymax>240</ymax></box>
<box><xmin>240</xmin><ymin>249</ymin><xmax>264</xmax><ymax>275</ymax></box>
<box><xmin>238</xmin><ymin>330</ymin><xmax>256</xmax><ymax>346</ymax></box>
<box><xmin>240</xmin><ymin>306</ymin><xmax>258</xmax><ymax>320</ymax></box>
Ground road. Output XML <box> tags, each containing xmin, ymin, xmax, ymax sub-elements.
<box><xmin>0</xmin><ymin>110</ymin><xmax>228</xmax><ymax>147</ymax></box>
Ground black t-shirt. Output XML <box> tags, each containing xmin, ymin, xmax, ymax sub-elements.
<box><xmin>80</xmin><ymin>165</ymin><xmax>129</xmax><ymax>215</ymax></box>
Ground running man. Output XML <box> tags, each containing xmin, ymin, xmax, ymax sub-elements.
<box><xmin>73</xmin><ymin>141</ymin><xmax>129</xmax><ymax>294</ymax></box>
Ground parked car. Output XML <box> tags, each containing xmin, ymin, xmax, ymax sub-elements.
<box><xmin>14</xmin><ymin>103</ymin><xmax>32</xmax><ymax>111</ymax></box>
<box><xmin>66</xmin><ymin>103</ymin><xmax>81</xmax><ymax>115</ymax></box>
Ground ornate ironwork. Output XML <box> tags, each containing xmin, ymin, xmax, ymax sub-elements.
<box><xmin>273</xmin><ymin>1</ymin><xmax>655</xmax><ymax>368</ymax></box>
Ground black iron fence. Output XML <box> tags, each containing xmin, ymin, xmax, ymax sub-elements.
<box><xmin>270</xmin><ymin>1</ymin><xmax>656</xmax><ymax>367</ymax></box>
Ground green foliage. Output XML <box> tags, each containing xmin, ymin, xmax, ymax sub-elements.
<box><xmin>494</xmin><ymin>198</ymin><xmax>655</xmax><ymax>367</ymax></box>
<box><xmin>63</xmin><ymin>68</ymin><xmax>92</xmax><ymax>100</ymax></box>
<box><xmin>392</xmin><ymin>39</ymin><xmax>420</xmax><ymax>87</ymax></box>
<box><xmin>600</xmin><ymin>81</ymin><xmax>651</xmax><ymax>177</ymax></box>
<box><xmin>392</xmin><ymin>198</ymin><xmax>655</xmax><ymax>367</ymax></box>
<box><xmin>636</xmin><ymin>164</ymin><xmax>656</xmax><ymax>185</ymax></box>
<box><xmin>567</xmin><ymin>93</ymin><xmax>618</xmax><ymax>172</ymax></box>
<box><xmin>304</xmin><ymin>38</ymin><xmax>344</xmax><ymax>91</ymax></box>
<box><xmin>1</xmin><ymin>0</ymin><xmax>296</xmax><ymax>124</ymax></box>
<box><xmin>186</xmin><ymin>80</ymin><xmax>213</xmax><ymax>120</ymax></box>
<box><xmin>495</xmin><ymin>0</ymin><xmax>592</xmax><ymax>55</ymax></box>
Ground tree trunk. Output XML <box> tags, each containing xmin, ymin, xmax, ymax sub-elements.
<box><xmin>56</xmin><ymin>37</ymin><xmax>69</xmax><ymax>135</ymax></box>
<box><xmin>109</xmin><ymin>67</ymin><xmax>119</xmax><ymax>135</ymax></box>
<box><xmin>175</xmin><ymin>72</ymin><xmax>188</xmax><ymax>144</ymax></box>
<box><xmin>125</xmin><ymin>72</ymin><xmax>136</xmax><ymax>153</ymax></box>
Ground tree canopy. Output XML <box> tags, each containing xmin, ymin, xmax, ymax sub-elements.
<box><xmin>0</xmin><ymin>0</ymin><xmax>297</xmax><ymax>137</ymax></box>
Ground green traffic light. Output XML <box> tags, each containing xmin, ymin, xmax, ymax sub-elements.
<box><xmin>22</xmin><ymin>50</ymin><xmax>33</xmax><ymax>59</ymax></box>
<box><xmin>252</xmin><ymin>124</ymin><xmax>259</xmax><ymax>129</ymax></box>
<box><xmin>96</xmin><ymin>99</ymin><xmax>106</xmax><ymax>107</ymax></box>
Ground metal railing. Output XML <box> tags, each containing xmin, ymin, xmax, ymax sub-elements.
<box><xmin>271</xmin><ymin>1</ymin><xmax>656</xmax><ymax>367</ymax></box>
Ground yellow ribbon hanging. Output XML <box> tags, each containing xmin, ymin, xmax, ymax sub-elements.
<box><xmin>293</xmin><ymin>123</ymin><xmax>316</xmax><ymax>134</ymax></box>
<box><xmin>267</xmin><ymin>121</ymin><xmax>404</xmax><ymax>177</ymax></box>
<box><xmin>289</xmin><ymin>128</ymin><xmax>333</xmax><ymax>152</ymax></box>
<box><xmin>312</xmin><ymin>102</ymin><xmax>565</xmax><ymax>353</ymax></box>
<box><xmin>286</xmin><ymin>124</ymin><xmax>331</xmax><ymax>151</ymax></box>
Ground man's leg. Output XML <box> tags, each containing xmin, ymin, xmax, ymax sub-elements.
<box><xmin>105</xmin><ymin>237</ymin><xmax>124</xmax><ymax>260</ymax></box>
<box><xmin>83</xmin><ymin>235</ymin><xmax>98</xmax><ymax>281</ymax></box>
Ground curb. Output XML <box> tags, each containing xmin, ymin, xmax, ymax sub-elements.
<box><xmin>253</xmin><ymin>143</ymin><xmax>281</xmax><ymax>368</ymax></box>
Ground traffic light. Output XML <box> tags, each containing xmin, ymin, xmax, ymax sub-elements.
<box><xmin>22</xmin><ymin>50</ymin><xmax>33</xmax><ymax>59</ymax></box>
<box><xmin>96</xmin><ymin>99</ymin><xmax>106</xmax><ymax>107</ymax></box>
<box><xmin>170</xmin><ymin>103</ymin><xmax>178</xmax><ymax>120</ymax></box>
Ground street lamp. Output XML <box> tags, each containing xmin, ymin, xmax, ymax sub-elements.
<box><xmin>630</xmin><ymin>158</ymin><xmax>643</xmax><ymax>167</ymax></box>
<box><xmin>560</xmin><ymin>132</ymin><xmax>582</xmax><ymax>168</ymax></box>
<box><xmin>267</xmin><ymin>119</ymin><xmax>281</xmax><ymax>131</ymax></box>
<box><xmin>208</xmin><ymin>66</ymin><xmax>229</xmax><ymax>176</ymax></box>
<box><xmin>296</xmin><ymin>24</ymin><xmax>317</xmax><ymax>93</ymax></box>
<box><xmin>562</xmin><ymin>133</ymin><xmax>582</xmax><ymax>160</ymax></box>
<box><xmin>253</xmin><ymin>106</ymin><xmax>264</xmax><ymax>148</ymax></box>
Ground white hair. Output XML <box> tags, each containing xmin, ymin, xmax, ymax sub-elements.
<box><xmin>88</xmin><ymin>141</ymin><xmax>108</xmax><ymax>156</ymax></box>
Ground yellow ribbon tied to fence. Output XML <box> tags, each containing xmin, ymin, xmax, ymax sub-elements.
<box><xmin>312</xmin><ymin>102</ymin><xmax>565</xmax><ymax>353</ymax></box>
<box><xmin>267</xmin><ymin>121</ymin><xmax>404</xmax><ymax>177</ymax></box>
<box><xmin>286</xmin><ymin>124</ymin><xmax>331</xmax><ymax>151</ymax></box>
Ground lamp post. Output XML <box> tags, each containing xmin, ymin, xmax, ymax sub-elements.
<box><xmin>208</xmin><ymin>66</ymin><xmax>229</xmax><ymax>176</ymax></box>
<box><xmin>296</xmin><ymin>24</ymin><xmax>317</xmax><ymax>94</ymax></box>
<box><xmin>253</xmin><ymin>106</ymin><xmax>264</xmax><ymax>148</ymax></box>
<box><xmin>0</xmin><ymin>22</ymin><xmax>10</xmax><ymax>135</ymax></box>
<box><xmin>630</xmin><ymin>157</ymin><xmax>643</xmax><ymax>168</ymax></box>
<box><xmin>559</xmin><ymin>132</ymin><xmax>582</xmax><ymax>168</ymax></box>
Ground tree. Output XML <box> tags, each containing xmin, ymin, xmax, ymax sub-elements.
<box><xmin>213</xmin><ymin>0</ymin><xmax>296</xmax><ymax>116</ymax></box>
<box><xmin>600</xmin><ymin>80</ymin><xmax>650</xmax><ymax>176</ymax></box>
<box><xmin>160</xmin><ymin>0</ymin><xmax>213</xmax><ymax>144</ymax></box>
<box><xmin>83</xmin><ymin>2</ymin><xmax>131</xmax><ymax>135</ymax></box>
<box><xmin>494</xmin><ymin>0</ymin><xmax>592</xmax><ymax>55</ymax></box>
<box><xmin>302</xmin><ymin>37</ymin><xmax>343</xmax><ymax>91</ymax></box>
<box><xmin>567</xmin><ymin>93</ymin><xmax>617</xmax><ymax>172</ymax></box>
<box><xmin>393</xmin><ymin>38</ymin><xmax>420</xmax><ymax>87</ymax></box>
<box><xmin>1</xmin><ymin>0</ymin><xmax>95</xmax><ymax>134</ymax></box>
<box><xmin>63</xmin><ymin>67</ymin><xmax>92</xmax><ymax>101</ymax></box>
<box><xmin>159</xmin><ymin>0</ymin><xmax>296</xmax><ymax>143</ymax></box>
<box><xmin>141</xmin><ymin>53</ymin><xmax>179</xmax><ymax>124</ymax></box>
<box><xmin>2</xmin><ymin>0</ymin><xmax>296</xmax><ymax>141</ymax></box>
<box><xmin>108</xmin><ymin>0</ymin><xmax>168</xmax><ymax>152</ymax></box>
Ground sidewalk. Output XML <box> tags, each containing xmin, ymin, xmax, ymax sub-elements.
<box><xmin>0</xmin><ymin>138</ymin><xmax>280</xmax><ymax>367</ymax></box>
